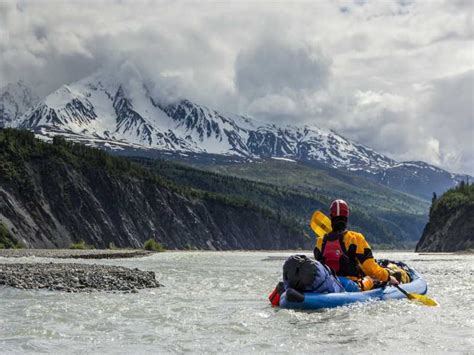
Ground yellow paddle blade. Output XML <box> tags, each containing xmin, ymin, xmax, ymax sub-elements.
<box><xmin>407</xmin><ymin>293</ymin><xmax>439</xmax><ymax>307</ymax></box>
<box><xmin>310</xmin><ymin>210</ymin><xmax>332</xmax><ymax>239</ymax></box>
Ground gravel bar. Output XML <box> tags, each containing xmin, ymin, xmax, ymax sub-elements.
<box><xmin>0</xmin><ymin>263</ymin><xmax>161</xmax><ymax>292</ymax></box>
<box><xmin>0</xmin><ymin>249</ymin><xmax>153</xmax><ymax>259</ymax></box>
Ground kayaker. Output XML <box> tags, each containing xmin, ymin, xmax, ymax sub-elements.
<box><xmin>313</xmin><ymin>199</ymin><xmax>399</xmax><ymax>290</ymax></box>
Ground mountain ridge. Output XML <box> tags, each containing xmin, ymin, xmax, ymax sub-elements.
<box><xmin>1</xmin><ymin>73</ymin><xmax>469</xmax><ymax>199</ymax></box>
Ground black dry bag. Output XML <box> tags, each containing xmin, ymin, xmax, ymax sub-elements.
<box><xmin>283</xmin><ymin>255</ymin><xmax>318</xmax><ymax>292</ymax></box>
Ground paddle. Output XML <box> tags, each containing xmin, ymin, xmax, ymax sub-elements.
<box><xmin>309</xmin><ymin>210</ymin><xmax>439</xmax><ymax>307</ymax></box>
<box><xmin>394</xmin><ymin>284</ymin><xmax>439</xmax><ymax>307</ymax></box>
<box><xmin>309</xmin><ymin>210</ymin><xmax>332</xmax><ymax>239</ymax></box>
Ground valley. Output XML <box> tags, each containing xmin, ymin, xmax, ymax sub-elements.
<box><xmin>0</xmin><ymin>74</ymin><xmax>470</xmax><ymax>250</ymax></box>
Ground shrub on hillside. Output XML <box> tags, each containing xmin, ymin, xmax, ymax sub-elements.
<box><xmin>69</xmin><ymin>240</ymin><xmax>94</xmax><ymax>250</ymax></box>
<box><xmin>143</xmin><ymin>239</ymin><xmax>165</xmax><ymax>252</ymax></box>
<box><xmin>0</xmin><ymin>223</ymin><xmax>24</xmax><ymax>249</ymax></box>
<box><xmin>431</xmin><ymin>181</ymin><xmax>474</xmax><ymax>215</ymax></box>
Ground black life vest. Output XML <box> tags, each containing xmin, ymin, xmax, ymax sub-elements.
<box><xmin>321</xmin><ymin>231</ymin><xmax>360</xmax><ymax>277</ymax></box>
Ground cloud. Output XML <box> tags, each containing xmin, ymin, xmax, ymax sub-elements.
<box><xmin>421</xmin><ymin>70</ymin><xmax>474</xmax><ymax>173</ymax></box>
<box><xmin>235</xmin><ymin>39</ymin><xmax>331</xmax><ymax>100</ymax></box>
<box><xmin>1</xmin><ymin>0</ymin><xmax>472</xmax><ymax>174</ymax></box>
<box><xmin>246</xmin><ymin>94</ymin><xmax>299</xmax><ymax>121</ymax></box>
<box><xmin>234</xmin><ymin>38</ymin><xmax>331</xmax><ymax>122</ymax></box>
<box><xmin>329</xmin><ymin>70</ymin><xmax>474</xmax><ymax>174</ymax></box>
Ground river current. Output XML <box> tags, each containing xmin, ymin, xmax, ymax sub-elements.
<box><xmin>0</xmin><ymin>251</ymin><xmax>473</xmax><ymax>354</ymax></box>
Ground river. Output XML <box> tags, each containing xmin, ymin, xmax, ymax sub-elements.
<box><xmin>0</xmin><ymin>251</ymin><xmax>473</xmax><ymax>354</ymax></box>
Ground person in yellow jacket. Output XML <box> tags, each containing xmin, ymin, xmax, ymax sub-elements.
<box><xmin>313</xmin><ymin>199</ymin><xmax>399</xmax><ymax>290</ymax></box>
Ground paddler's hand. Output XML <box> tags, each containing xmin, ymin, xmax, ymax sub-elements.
<box><xmin>388</xmin><ymin>275</ymin><xmax>400</xmax><ymax>286</ymax></box>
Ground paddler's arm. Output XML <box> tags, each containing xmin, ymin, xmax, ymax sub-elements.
<box><xmin>313</xmin><ymin>237</ymin><xmax>323</xmax><ymax>261</ymax></box>
<box><xmin>353</xmin><ymin>233</ymin><xmax>390</xmax><ymax>282</ymax></box>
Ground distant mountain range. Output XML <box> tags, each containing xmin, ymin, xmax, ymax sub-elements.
<box><xmin>1</xmin><ymin>73</ymin><xmax>469</xmax><ymax>199</ymax></box>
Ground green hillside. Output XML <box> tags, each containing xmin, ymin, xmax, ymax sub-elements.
<box><xmin>168</xmin><ymin>158</ymin><xmax>431</xmax><ymax>248</ymax></box>
<box><xmin>416</xmin><ymin>182</ymin><xmax>474</xmax><ymax>252</ymax></box>
<box><xmin>0</xmin><ymin>129</ymin><xmax>307</xmax><ymax>250</ymax></box>
<box><xmin>193</xmin><ymin>159</ymin><xmax>429</xmax><ymax>214</ymax></box>
<box><xmin>430</xmin><ymin>181</ymin><xmax>474</xmax><ymax>213</ymax></box>
<box><xmin>132</xmin><ymin>157</ymin><xmax>428</xmax><ymax>248</ymax></box>
<box><xmin>0</xmin><ymin>128</ymin><xmax>429</xmax><ymax>249</ymax></box>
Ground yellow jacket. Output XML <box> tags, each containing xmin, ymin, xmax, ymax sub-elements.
<box><xmin>314</xmin><ymin>230</ymin><xmax>390</xmax><ymax>282</ymax></box>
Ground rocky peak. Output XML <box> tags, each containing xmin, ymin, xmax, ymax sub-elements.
<box><xmin>0</xmin><ymin>81</ymin><xmax>39</xmax><ymax>127</ymax></box>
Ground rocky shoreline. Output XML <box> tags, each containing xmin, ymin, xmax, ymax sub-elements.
<box><xmin>0</xmin><ymin>263</ymin><xmax>161</xmax><ymax>292</ymax></box>
<box><xmin>0</xmin><ymin>249</ymin><xmax>153</xmax><ymax>259</ymax></box>
<box><xmin>0</xmin><ymin>249</ymin><xmax>161</xmax><ymax>292</ymax></box>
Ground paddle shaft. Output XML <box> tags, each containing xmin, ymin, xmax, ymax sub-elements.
<box><xmin>394</xmin><ymin>283</ymin><xmax>410</xmax><ymax>297</ymax></box>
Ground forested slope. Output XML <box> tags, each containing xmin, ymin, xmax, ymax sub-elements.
<box><xmin>416</xmin><ymin>182</ymin><xmax>474</xmax><ymax>252</ymax></box>
<box><xmin>0</xmin><ymin>129</ymin><xmax>307</xmax><ymax>250</ymax></box>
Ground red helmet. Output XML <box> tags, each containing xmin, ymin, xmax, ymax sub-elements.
<box><xmin>330</xmin><ymin>199</ymin><xmax>349</xmax><ymax>218</ymax></box>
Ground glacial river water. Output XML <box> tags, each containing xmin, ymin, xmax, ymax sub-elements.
<box><xmin>0</xmin><ymin>251</ymin><xmax>473</xmax><ymax>354</ymax></box>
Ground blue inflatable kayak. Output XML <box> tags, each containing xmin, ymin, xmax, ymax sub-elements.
<box><xmin>279</xmin><ymin>264</ymin><xmax>427</xmax><ymax>310</ymax></box>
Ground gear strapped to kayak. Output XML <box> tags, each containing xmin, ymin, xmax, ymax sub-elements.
<box><xmin>282</xmin><ymin>255</ymin><xmax>345</xmax><ymax>294</ymax></box>
<box><xmin>378</xmin><ymin>259</ymin><xmax>412</xmax><ymax>284</ymax></box>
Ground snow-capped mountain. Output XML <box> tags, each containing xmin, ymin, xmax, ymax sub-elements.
<box><xmin>0</xmin><ymin>81</ymin><xmax>39</xmax><ymax>128</ymax></box>
<box><xmin>1</xmin><ymin>72</ymin><xmax>468</xmax><ymax>199</ymax></box>
<box><xmin>13</xmin><ymin>71</ymin><xmax>396</xmax><ymax>172</ymax></box>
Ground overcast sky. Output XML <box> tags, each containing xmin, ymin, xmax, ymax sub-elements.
<box><xmin>1</xmin><ymin>0</ymin><xmax>473</xmax><ymax>174</ymax></box>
